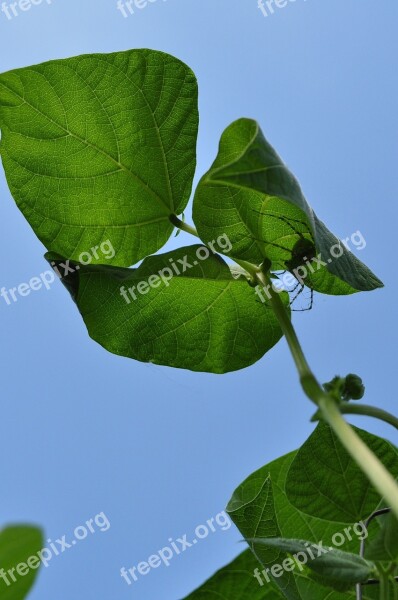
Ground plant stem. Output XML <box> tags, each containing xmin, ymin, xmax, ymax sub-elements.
<box><xmin>256</xmin><ymin>271</ymin><xmax>398</xmax><ymax>520</ymax></box>
<box><xmin>256</xmin><ymin>271</ymin><xmax>316</xmax><ymax>391</ymax></box>
<box><xmin>170</xmin><ymin>215</ymin><xmax>261</xmax><ymax>279</ymax></box>
<box><xmin>170</xmin><ymin>214</ymin><xmax>199</xmax><ymax>238</ymax></box>
<box><xmin>339</xmin><ymin>403</ymin><xmax>398</xmax><ymax>432</ymax></box>
<box><xmin>171</xmin><ymin>217</ymin><xmax>398</xmax><ymax>516</ymax></box>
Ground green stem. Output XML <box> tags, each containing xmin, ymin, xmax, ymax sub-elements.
<box><xmin>339</xmin><ymin>403</ymin><xmax>398</xmax><ymax>431</ymax></box>
<box><xmin>256</xmin><ymin>271</ymin><xmax>398</xmax><ymax>521</ymax></box>
<box><xmin>170</xmin><ymin>215</ymin><xmax>260</xmax><ymax>279</ymax></box>
<box><xmin>170</xmin><ymin>214</ymin><xmax>199</xmax><ymax>238</ymax></box>
<box><xmin>171</xmin><ymin>218</ymin><xmax>398</xmax><ymax>517</ymax></box>
<box><xmin>256</xmin><ymin>271</ymin><xmax>315</xmax><ymax>389</ymax></box>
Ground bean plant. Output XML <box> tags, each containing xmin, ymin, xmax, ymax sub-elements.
<box><xmin>0</xmin><ymin>49</ymin><xmax>397</xmax><ymax>600</ymax></box>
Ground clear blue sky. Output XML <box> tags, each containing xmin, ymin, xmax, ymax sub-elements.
<box><xmin>0</xmin><ymin>1</ymin><xmax>397</xmax><ymax>598</ymax></box>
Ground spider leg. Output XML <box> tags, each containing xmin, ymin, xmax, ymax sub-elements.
<box><xmin>237</xmin><ymin>232</ymin><xmax>292</xmax><ymax>254</ymax></box>
<box><xmin>253</xmin><ymin>209</ymin><xmax>312</xmax><ymax>238</ymax></box>
<box><xmin>289</xmin><ymin>282</ymin><xmax>304</xmax><ymax>306</ymax></box>
<box><xmin>292</xmin><ymin>287</ymin><xmax>314</xmax><ymax>312</ymax></box>
<box><xmin>289</xmin><ymin>280</ymin><xmax>301</xmax><ymax>293</ymax></box>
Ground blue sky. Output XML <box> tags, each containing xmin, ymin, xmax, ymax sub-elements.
<box><xmin>0</xmin><ymin>1</ymin><xmax>397</xmax><ymax>598</ymax></box>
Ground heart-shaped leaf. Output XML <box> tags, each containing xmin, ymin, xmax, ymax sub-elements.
<box><xmin>47</xmin><ymin>245</ymin><xmax>288</xmax><ymax>373</ymax></box>
<box><xmin>193</xmin><ymin>119</ymin><xmax>383</xmax><ymax>294</ymax></box>
<box><xmin>0</xmin><ymin>49</ymin><xmax>199</xmax><ymax>266</ymax></box>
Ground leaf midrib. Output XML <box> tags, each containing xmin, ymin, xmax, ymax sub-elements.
<box><xmin>0</xmin><ymin>77</ymin><xmax>172</xmax><ymax>215</ymax></box>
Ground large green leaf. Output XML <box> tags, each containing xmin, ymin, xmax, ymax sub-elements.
<box><xmin>226</xmin><ymin>424</ymin><xmax>397</xmax><ymax>599</ymax></box>
<box><xmin>0</xmin><ymin>525</ymin><xmax>43</xmax><ymax>599</ymax></box>
<box><xmin>0</xmin><ymin>50</ymin><xmax>198</xmax><ymax>266</ymax></box>
<box><xmin>193</xmin><ymin>118</ymin><xmax>383</xmax><ymax>294</ymax></box>
<box><xmin>182</xmin><ymin>549</ymin><xmax>284</xmax><ymax>599</ymax></box>
<box><xmin>47</xmin><ymin>245</ymin><xmax>287</xmax><ymax>373</ymax></box>
<box><xmin>285</xmin><ymin>423</ymin><xmax>398</xmax><ymax>523</ymax></box>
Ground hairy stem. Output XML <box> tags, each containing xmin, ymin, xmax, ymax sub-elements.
<box><xmin>256</xmin><ymin>271</ymin><xmax>398</xmax><ymax>520</ymax></box>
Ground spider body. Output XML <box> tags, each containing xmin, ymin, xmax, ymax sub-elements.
<box><xmin>255</xmin><ymin>211</ymin><xmax>317</xmax><ymax>311</ymax></box>
<box><xmin>284</xmin><ymin>236</ymin><xmax>316</xmax><ymax>275</ymax></box>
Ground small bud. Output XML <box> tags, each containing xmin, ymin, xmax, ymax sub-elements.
<box><xmin>342</xmin><ymin>374</ymin><xmax>365</xmax><ymax>401</ymax></box>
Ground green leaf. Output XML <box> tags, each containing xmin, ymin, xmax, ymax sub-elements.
<box><xmin>47</xmin><ymin>245</ymin><xmax>287</xmax><ymax>373</ymax></box>
<box><xmin>184</xmin><ymin>424</ymin><xmax>392</xmax><ymax>600</ymax></box>
<box><xmin>193</xmin><ymin>118</ymin><xmax>383</xmax><ymax>294</ymax></box>
<box><xmin>227</xmin><ymin>470</ymin><xmax>302</xmax><ymax>600</ymax></box>
<box><xmin>285</xmin><ymin>423</ymin><xmax>398</xmax><ymax>523</ymax></box>
<box><xmin>249</xmin><ymin>537</ymin><xmax>375</xmax><ymax>585</ymax></box>
<box><xmin>226</xmin><ymin>424</ymin><xmax>397</xmax><ymax>599</ymax></box>
<box><xmin>0</xmin><ymin>525</ymin><xmax>43</xmax><ymax>599</ymax></box>
<box><xmin>365</xmin><ymin>513</ymin><xmax>398</xmax><ymax>562</ymax></box>
<box><xmin>183</xmin><ymin>550</ymin><xmax>382</xmax><ymax>600</ymax></box>
<box><xmin>182</xmin><ymin>549</ymin><xmax>284</xmax><ymax>599</ymax></box>
<box><xmin>0</xmin><ymin>49</ymin><xmax>199</xmax><ymax>266</ymax></box>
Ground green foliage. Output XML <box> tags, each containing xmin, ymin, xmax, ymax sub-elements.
<box><xmin>0</xmin><ymin>525</ymin><xmax>43</xmax><ymax>599</ymax></box>
<box><xmin>185</xmin><ymin>424</ymin><xmax>398</xmax><ymax>600</ymax></box>
<box><xmin>0</xmin><ymin>50</ymin><xmax>383</xmax><ymax>374</ymax></box>
<box><xmin>183</xmin><ymin>548</ymin><xmax>382</xmax><ymax>600</ymax></box>
<box><xmin>192</xmin><ymin>118</ymin><xmax>383</xmax><ymax>294</ymax></box>
<box><xmin>224</xmin><ymin>424</ymin><xmax>397</xmax><ymax>599</ymax></box>
<box><xmin>46</xmin><ymin>246</ymin><xmax>288</xmax><ymax>373</ymax></box>
<box><xmin>1</xmin><ymin>49</ymin><xmax>395</xmax><ymax>600</ymax></box>
<box><xmin>285</xmin><ymin>424</ymin><xmax>398</xmax><ymax>523</ymax></box>
<box><xmin>0</xmin><ymin>50</ymin><xmax>198</xmax><ymax>267</ymax></box>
